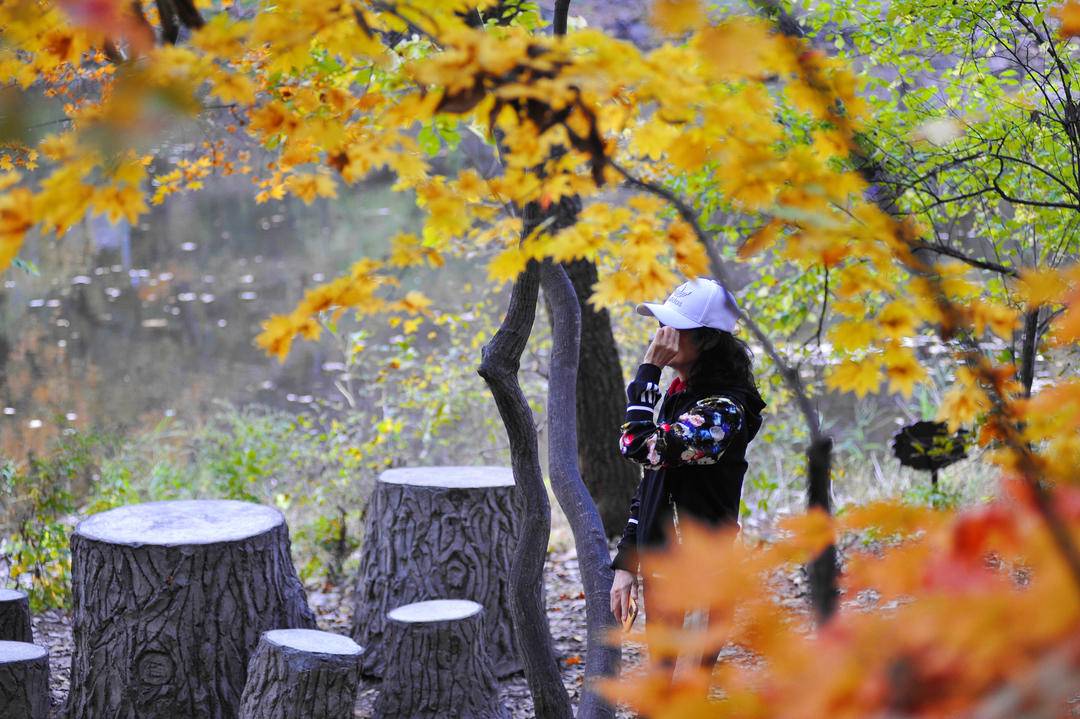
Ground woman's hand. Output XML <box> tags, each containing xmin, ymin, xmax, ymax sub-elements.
<box><xmin>644</xmin><ymin>326</ymin><xmax>680</xmax><ymax>367</ymax></box>
<box><xmin>610</xmin><ymin>568</ymin><xmax>638</xmax><ymax>625</ymax></box>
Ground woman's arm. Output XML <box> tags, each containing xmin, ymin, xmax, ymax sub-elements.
<box><xmin>620</xmin><ymin>391</ymin><xmax>745</xmax><ymax>469</ymax></box>
<box><xmin>610</xmin><ymin>477</ymin><xmax>643</xmax><ymax>572</ymax></box>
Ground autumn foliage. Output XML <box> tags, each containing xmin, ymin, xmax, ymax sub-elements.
<box><xmin>3</xmin><ymin>0</ymin><xmax>1080</xmax><ymax>715</ymax></box>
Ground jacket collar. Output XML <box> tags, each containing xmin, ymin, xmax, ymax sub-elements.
<box><xmin>668</xmin><ymin>376</ymin><xmax>687</xmax><ymax>395</ymax></box>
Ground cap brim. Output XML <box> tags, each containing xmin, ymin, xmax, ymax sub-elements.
<box><xmin>635</xmin><ymin>302</ymin><xmax>701</xmax><ymax>330</ymax></box>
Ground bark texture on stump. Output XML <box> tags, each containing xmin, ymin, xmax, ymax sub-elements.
<box><xmin>66</xmin><ymin>500</ymin><xmax>316</xmax><ymax>719</ymax></box>
<box><xmin>374</xmin><ymin>600</ymin><xmax>508</xmax><ymax>719</ymax></box>
<box><xmin>0</xmin><ymin>641</ymin><xmax>49</xmax><ymax>719</ymax></box>
<box><xmin>352</xmin><ymin>466</ymin><xmax>519</xmax><ymax>678</ymax></box>
<box><xmin>238</xmin><ymin>629</ymin><xmax>363</xmax><ymax>719</ymax></box>
<box><xmin>0</xmin><ymin>589</ymin><xmax>32</xmax><ymax>643</ymax></box>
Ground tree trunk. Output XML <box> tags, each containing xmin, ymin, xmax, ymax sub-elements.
<box><xmin>66</xmin><ymin>500</ymin><xmax>316</xmax><ymax>719</ymax></box>
<box><xmin>1019</xmin><ymin>307</ymin><xmax>1040</xmax><ymax>396</ymax></box>
<box><xmin>0</xmin><ymin>641</ymin><xmax>49</xmax><ymax>719</ymax></box>
<box><xmin>478</xmin><ymin>254</ymin><xmax>574</xmax><ymax>718</ymax></box>
<box><xmin>562</xmin><ymin>259</ymin><xmax>639</xmax><ymax>538</ymax></box>
<box><xmin>351</xmin><ymin>467</ymin><xmax>521</xmax><ymax>678</ymax></box>
<box><xmin>374</xmin><ymin>600</ymin><xmax>507</xmax><ymax>719</ymax></box>
<box><xmin>541</xmin><ymin>260</ymin><xmax>620</xmax><ymax>719</ymax></box>
<box><xmin>806</xmin><ymin>436</ymin><xmax>838</xmax><ymax>621</ymax></box>
<box><xmin>0</xmin><ymin>589</ymin><xmax>33</xmax><ymax>643</ymax></box>
<box><xmin>238</xmin><ymin>629</ymin><xmax>363</xmax><ymax>719</ymax></box>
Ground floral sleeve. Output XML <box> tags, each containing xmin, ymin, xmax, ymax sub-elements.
<box><xmin>619</xmin><ymin>395</ymin><xmax>744</xmax><ymax>469</ymax></box>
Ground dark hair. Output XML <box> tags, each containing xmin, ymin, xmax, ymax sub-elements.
<box><xmin>685</xmin><ymin>327</ymin><xmax>758</xmax><ymax>395</ymax></box>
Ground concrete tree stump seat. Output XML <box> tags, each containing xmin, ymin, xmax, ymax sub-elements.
<box><xmin>238</xmin><ymin>629</ymin><xmax>363</xmax><ymax>719</ymax></box>
<box><xmin>65</xmin><ymin>499</ymin><xmax>316</xmax><ymax>719</ymax></box>
<box><xmin>374</xmin><ymin>600</ymin><xmax>508</xmax><ymax>719</ymax></box>
<box><xmin>352</xmin><ymin>466</ymin><xmax>520</xmax><ymax>678</ymax></box>
<box><xmin>0</xmin><ymin>641</ymin><xmax>49</xmax><ymax>719</ymax></box>
<box><xmin>0</xmin><ymin>589</ymin><xmax>32</xmax><ymax>643</ymax></box>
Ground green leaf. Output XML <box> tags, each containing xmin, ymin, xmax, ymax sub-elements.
<box><xmin>417</xmin><ymin>123</ymin><xmax>441</xmax><ymax>157</ymax></box>
<box><xmin>11</xmin><ymin>257</ymin><xmax>39</xmax><ymax>276</ymax></box>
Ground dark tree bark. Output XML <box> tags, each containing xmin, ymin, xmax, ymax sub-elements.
<box><xmin>0</xmin><ymin>641</ymin><xmax>49</xmax><ymax>719</ymax></box>
<box><xmin>806</xmin><ymin>436</ymin><xmax>838</xmax><ymax>619</ymax></box>
<box><xmin>545</xmin><ymin>0</ymin><xmax>639</xmax><ymax>539</ymax></box>
<box><xmin>238</xmin><ymin>629</ymin><xmax>363</xmax><ymax>719</ymax></box>
<box><xmin>374</xmin><ymin>600</ymin><xmax>508</xmax><ymax>719</ymax></box>
<box><xmin>562</xmin><ymin>259</ymin><xmax>640</xmax><ymax>537</ymax></box>
<box><xmin>0</xmin><ymin>589</ymin><xmax>32</xmax><ymax>643</ymax></box>
<box><xmin>478</xmin><ymin>254</ymin><xmax>574</xmax><ymax>718</ymax></box>
<box><xmin>351</xmin><ymin>467</ymin><xmax>521</xmax><ymax>678</ymax></box>
<box><xmin>1019</xmin><ymin>308</ymin><xmax>1041</xmax><ymax>397</ymax></box>
<box><xmin>66</xmin><ymin>500</ymin><xmax>316</xmax><ymax>719</ymax></box>
<box><xmin>540</xmin><ymin>261</ymin><xmax>620</xmax><ymax>719</ymax></box>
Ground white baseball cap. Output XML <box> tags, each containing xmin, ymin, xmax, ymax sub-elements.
<box><xmin>636</xmin><ymin>278</ymin><xmax>740</xmax><ymax>332</ymax></box>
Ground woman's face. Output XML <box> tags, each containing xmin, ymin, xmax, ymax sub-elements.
<box><xmin>661</xmin><ymin>323</ymin><xmax>700</xmax><ymax>370</ymax></box>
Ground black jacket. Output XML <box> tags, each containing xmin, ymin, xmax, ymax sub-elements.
<box><xmin>611</xmin><ymin>363</ymin><xmax>766</xmax><ymax>572</ymax></box>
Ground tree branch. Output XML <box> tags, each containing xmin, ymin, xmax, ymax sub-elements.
<box><xmin>910</xmin><ymin>241</ymin><xmax>1020</xmax><ymax>278</ymax></box>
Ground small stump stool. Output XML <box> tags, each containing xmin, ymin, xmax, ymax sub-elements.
<box><xmin>239</xmin><ymin>629</ymin><xmax>363</xmax><ymax>719</ymax></box>
<box><xmin>374</xmin><ymin>600</ymin><xmax>508</xmax><ymax>719</ymax></box>
<box><xmin>352</xmin><ymin>466</ymin><xmax>520</xmax><ymax>677</ymax></box>
<box><xmin>66</xmin><ymin>500</ymin><xmax>316</xmax><ymax>719</ymax></box>
<box><xmin>0</xmin><ymin>641</ymin><xmax>49</xmax><ymax>719</ymax></box>
<box><xmin>0</xmin><ymin>589</ymin><xmax>32</xmax><ymax>642</ymax></box>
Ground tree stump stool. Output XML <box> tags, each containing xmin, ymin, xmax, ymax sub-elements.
<box><xmin>374</xmin><ymin>600</ymin><xmax>508</xmax><ymax>719</ymax></box>
<box><xmin>0</xmin><ymin>589</ymin><xmax>33</xmax><ymax>643</ymax></box>
<box><xmin>238</xmin><ymin>629</ymin><xmax>363</xmax><ymax>719</ymax></box>
<box><xmin>352</xmin><ymin>466</ymin><xmax>520</xmax><ymax>678</ymax></box>
<box><xmin>0</xmin><ymin>641</ymin><xmax>49</xmax><ymax>719</ymax></box>
<box><xmin>65</xmin><ymin>499</ymin><xmax>316</xmax><ymax>719</ymax></box>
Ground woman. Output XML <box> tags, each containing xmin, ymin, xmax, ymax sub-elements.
<box><xmin>609</xmin><ymin>277</ymin><xmax>766</xmax><ymax>665</ymax></box>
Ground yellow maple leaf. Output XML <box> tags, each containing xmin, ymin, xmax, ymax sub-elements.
<box><xmin>651</xmin><ymin>0</ymin><xmax>705</xmax><ymax>34</ymax></box>
<box><xmin>192</xmin><ymin>13</ymin><xmax>247</xmax><ymax>57</ymax></box>
<box><xmin>738</xmin><ymin>221</ymin><xmax>781</xmax><ymax>259</ymax></box>
<box><xmin>937</xmin><ymin>379</ymin><xmax>989</xmax><ymax>432</ymax></box>
<box><xmin>91</xmin><ymin>183</ymin><xmax>148</xmax><ymax>225</ymax></box>
<box><xmin>248</xmin><ymin>102</ymin><xmax>297</xmax><ymax>138</ymax></box>
<box><xmin>1051</xmin><ymin>291</ymin><xmax>1080</xmax><ymax>345</ymax></box>
<box><xmin>970</xmin><ymin>301</ymin><xmax>1019</xmax><ymax>339</ymax></box>
<box><xmin>883</xmin><ymin>344</ymin><xmax>927</xmax><ymax>398</ymax></box>
<box><xmin>825</xmin><ymin>356</ymin><xmax>882</xmax><ymax>398</ymax></box>
<box><xmin>589</xmin><ymin>271</ymin><xmax>635</xmax><ymax>310</ymax></box>
<box><xmin>669</xmin><ymin>222</ymin><xmax>710</xmax><ymax>277</ymax></box>
<box><xmin>878</xmin><ymin>301</ymin><xmax>918</xmax><ymax>339</ymax></box>
<box><xmin>488</xmin><ymin>246</ymin><xmax>527</xmax><ymax>284</ymax></box>
<box><xmin>394</xmin><ymin>290</ymin><xmax>433</xmax><ymax>314</ymax></box>
<box><xmin>453</xmin><ymin>169</ymin><xmax>486</xmax><ymax>201</ymax></box>
<box><xmin>667</xmin><ymin>132</ymin><xmax>712</xmax><ymax>172</ymax></box>
<box><xmin>695</xmin><ymin>17</ymin><xmax>788</xmax><ymax>80</ymax></box>
<box><xmin>630</xmin><ymin>120</ymin><xmax>679</xmax><ymax>161</ymax></box>
<box><xmin>209</xmin><ymin>69</ymin><xmax>257</xmax><ymax>105</ymax></box>
<box><xmin>285</xmin><ymin>172</ymin><xmax>337</xmax><ymax>204</ymax></box>
<box><xmin>1015</xmin><ymin>267</ymin><xmax>1071</xmax><ymax>307</ymax></box>
<box><xmin>388</xmin><ymin>233</ymin><xmax>427</xmax><ymax>268</ymax></box>
<box><xmin>828</xmin><ymin>319</ymin><xmax>878</xmax><ymax>353</ymax></box>
<box><xmin>0</xmin><ymin>186</ymin><xmax>33</xmax><ymax>272</ymax></box>
<box><xmin>541</xmin><ymin>224</ymin><xmax>604</xmax><ymax>263</ymax></box>
<box><xmin>256</xmin><ymin>313</ymin><xmax>317</xmax><ymax>362</ymax></box>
